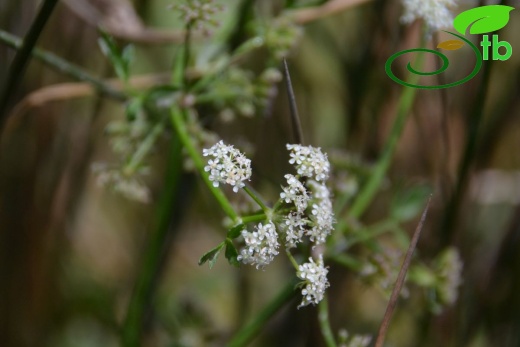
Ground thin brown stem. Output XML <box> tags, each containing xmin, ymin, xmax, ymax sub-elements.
<box><xmin>373</xmin><ymin>195</ymin><xmax>432</xmax><ymax>347</ymax></box>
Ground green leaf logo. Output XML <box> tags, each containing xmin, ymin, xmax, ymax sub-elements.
<box><xmin>453</xmin><ymin>5</ymin><xmax>515</xmax><ymax>35</ymax></box>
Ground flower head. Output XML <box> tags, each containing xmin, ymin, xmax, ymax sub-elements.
<box><xmin>307</xmin><ymin>202</ymin><xmax>335</xmax><ymax>245</ymax></box>
<box><xmin>203</xmin><ymin>140</ymin><xmax>252</xmax><ymax>193</ymax></box>
<box><xmin>282</xmin><ymin>212</ymin><xmax>307</xmax><ymax>248</ymax></box>
<box><xmin>435</xmin><ymin>247</ymin><xmax>463</xmax><ymax>306</ymax></box>
<box><xmin>237</xmin><ymin>222</ymin><xmax>279</xmax><ymax>269</ymax></box>
<box><xmin>401</xmin><ymin>0</ymin><xmax>457</xmax><ymax>33</ymax></box>
<box><xmin>280</xmin><ymin>174</ymin><xmax>310</xmax><ymax>213</ymax></box>
<box><xmin>287</xmin><ymin>144</ymin><xmax>330</xmax><ymax>182</ymax></box>
<box><xmin>297</xmin><ymin>255</ymin><xmax>329</xmax><ymax>308</ymax></box>
<box><xmin>171</xmin><ymin>0</ymin><xmax>223</xmax><ymax>35</ymax></box>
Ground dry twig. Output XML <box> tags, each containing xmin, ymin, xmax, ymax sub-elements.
<box><xmin>373</xmin><ymin>195</ymin><xmax>433</xmax><ymax>347</ymax></box>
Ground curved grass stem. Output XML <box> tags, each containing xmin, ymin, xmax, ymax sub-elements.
<box><xmin>227</xmin><ymin>280</ymin><xmax>296</xmax><ymax>347</ymax></box>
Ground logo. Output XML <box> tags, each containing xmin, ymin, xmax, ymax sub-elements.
<box><xmin>385</xmin><ymin>5</ymin><xmax>515</xmax><ymax>89</ymax></box>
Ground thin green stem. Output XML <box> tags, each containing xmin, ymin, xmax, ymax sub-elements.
<box><xmin>272</xmin><ymin>198</ymin><xmax>285</xmax><ymax>212</ymax></box>
<box><xmin>0</xmin><ymin>30</ymin><xmax>125</xmax><ymax>102</ymax></box>
<box><xmin>0</xmin><ymin>0</ymin><xmax>60</xmax><ymax>130</ymax></box>
<box><xmin>123</xmin><ymin>122</ymin><xmax>165</xmax><ymax>176</ymax></box>
<box><xmin>285</xmin><ymin>249</ymin><xmax>300</xmax><ymax>271</ymax></box>
<box><xmin>170</xmin><ymin>105</ymin><xmax>238</xmax><ymax>222</ymax></box>
<box><xmin>227</xmin><ymin>280</ymin><xmax>296</xmax><ymax>347</ymax></box>
<box><xmin>241</xmin><ymin>213</ymin><xmax>267</xmax><ymax>224</ymax></box>
<box><xmin>183</xmin><ymin>23</ymin><xmax>192</xmax><ymax>88</ymax></box>
<box><xmin>347</xmin><ymin>48</ymin><xmax>425</xmax><ymax>220</ymax></box>
<box><xmin>344</xmin><ymin>219</ymin><xmax>398</xmax><ymax>248</ymax></box>
<box><xmin>243</xmin><ymin>185</ymin><xmax>270</xmax><ymax>214</ymax></box>
<box><xmin>121</xmin><ymin>134</ymin><xmax>187</xmax><ymax>347</ymax></box>
<box><xmin>318</xmin><ymin>296</ymin><xmax>338</xmax><ymax>347</ymax></box>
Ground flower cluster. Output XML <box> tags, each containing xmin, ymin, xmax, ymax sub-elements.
<box><xmin>401</xmin><ymin>0</ymin><xmax>457</xmax><ymax>33</ymax></box>
<box><xmin>338</xmin><ymin>329</ymin><xmax>372</xmax><ymax>347</ymax></box>
<box><xmin>287</xmin><ymin>144</ymin><xmax>330</xmax><ymax>181</ymax></box>
<box><xmin>280</xmin><ymin>145</ymin><xmax>335</xmax><ymax>250</ymax></box>
<box><xmin>202</xmin><ymin>141</ymin><xmax>335</xmax><ymax>307</ymax></box>
<box><xmin>203</xmin><ymin>140</ymin><xmax>252</xmax><ymax>192</ymax></box>
<box><xmin>280</xmin><ymin>174</ymin><xmax>310</xmax><ymax>213</ymax></box>
<box><xmin>171</xmin><ymin>0</ymin><xmax>223</xmax><ymax>35</ymax></box>
<box><xmin>307</xmin><ymin>180</ymin><xmax>334</xmax><ymax>245</ymax></box>
<box><xmin>297</xmin><ymin>255</ymin><xmax>330</xmax><ymax>308</ymax></box>
<box><xmin>281</xmin><ymin>144</ymin><xmax>335</xmax><ymax>307</ymax></box>
<box><xmin>93</xmin><ymin>165</ymin><xmax>150</xmax><ymax>203</ymax></box>
<box><xmin>360</xmin><ymin>249</ymin><xmax>408</xmax><ymax>297</ymax></box>
<box><xmin>434</xmin><ymin>247</ymin><xmax>463</xmax><ymax>307</ymax></box>
<box><xmin>237</xmin><ymin>222</ymin><xmax>280</xmax><ymax>269</ymax></box>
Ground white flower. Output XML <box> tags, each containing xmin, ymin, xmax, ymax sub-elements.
<box><xmin>286</xmin><ymin>144</ymin><xmax>330</xmax><ymax>182</ymax></box>
<box><xmin>237</xmin><ymin>222</ymin><xmax>280</xmax><ymax>269</ymax></box>
<box><xmin>203</xmin><ymin>140</ymin><xmax>252</xmax><ymax>193</ymax></box>
<box><xmin>307</xmin><ymin>179</ymin><xmax>330</xmax><ymax>201</ymax></box>
<box><xmin>280</xmin><ymin>174</ymin><xmax>310</xmax><ymax>213</ymax></box>
<box><xmin>401</xmin><ymin>0</ymin><xmax>457</xmax><ymax>33</ymax></box>
<box><xmin>282</xmin><ymin>212</ymin><xmax>307</xmax><ymax>248</ymax></box>
<box><xmin>307</xmin><ymin>202</ymin><xmax>335</xmax><ymax>245</ymax></box>
<box><xmin>338</xmin><ymin>329</ymin><xmax>372</xmax><ymax>347</ymax></box>
<box><xmin>93</xmin><ymin>165</ymin><xmax>150</xmax><ymax>203</ymax></box>
<box><xmin>297</xmin><ymin>255</ymin><xmax>329</xmax><ymax>308</ymax></box>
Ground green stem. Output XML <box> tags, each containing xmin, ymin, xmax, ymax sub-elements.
<box><xmin>272</xmin><ymin>198</ymin><xmax>285</xmax><ymax>213</ymax></box>
<box><xmin>241</xmin><ymin>213</ymin><xmax>267</xmax><ymax>224</ymax></box>
<box><xmin>123</xmin><ymin>122</ymin><xmax>165</xmax><ymax>176</ymax></box>
<box><xmin>121</xmin><ymin>134</ymin><xmax>187</xmax><ymax>347</ymax></box>
<box><xmin>0</xmin><ymin>0</ymin><xmax>60</xmax><ymax>129</ymax></box>
<box><xmin>227</xmin><ymin>280</ymin><xmax>296</xmax><ymax>347</ymax></box>
<box><xmin>286</xmin><ymin>249</ymin><xmax>300</xmax><ymax>271</ymax></box>
<box><xmin>0</xmin><ymin>30</ymin><xmax>125</xmax><ymax>102</ymax></box>
<box><xmin>344</xmin><ymin>219</ymin><xmax>398</xmax><ymax>248</ymax></box>
<box><xmin>347</xmin><ymin>50</ymin><xmax>424</xmax><ymax>220</ymax></box>
<box><xmin>243</xmin><ymin>185</ymin><xmax>270</xmax><ymax>214</ymax></box>
<box><xmin>170</xmin><ymin>105</ymin><xmax>238</xmax><ymax>222</ymax></box>
<box><xmin>318</xmin><ymin>296</ymin><xmax>338</xmax><ymax>347</ymax></box>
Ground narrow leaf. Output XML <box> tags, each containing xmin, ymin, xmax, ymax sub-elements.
<box><xmin>227</xmin><ymin>224</ymin><xmax>244</xmax><ymax>239</ymax></box>
<box><xmin>198</xmin><ymin>242</ymin><xmax>225</xmax><ymax>269</ymax></box>
<box><xmin>437</xmin><ymin>40</ymin><xmax>464</xmax><ymax>50</ymax></box>
<box><xmin>225</xmin><ymin>239</ymin><xmax>240</xmax><ymax>267</ymax></box>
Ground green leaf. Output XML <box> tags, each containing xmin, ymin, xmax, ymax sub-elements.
<box><xmin>125</xmin><ymin>97</ymin><xmax>143</xmax><ymax>121</ymax></box>
<box><xmin>390</xmin><ymin>185</ymin><xmax>431</xmax><ymax>222</ymax></box>
<box><xmin>198</xmin><ymin>242</ymin><xmax>225</xmax><ymax>269</ymax></box>
<box><xmin>225</xmin><ymin>239</ymin><xmax>240</xmax><ymax>267</ymax></box>
<box><xmin>97</xmin><ymin>31</ymin><xmax>132</xmax><ymax>82</ymax></box>
<box><xmin>453</xmin><ymin>5</ymin><xmax>514</xmax><ymax>35</ymax></box>
<box><xmin>226</xmin><ymin>224</ymin><xmax>244</xmax><ymax>239</ymax></box>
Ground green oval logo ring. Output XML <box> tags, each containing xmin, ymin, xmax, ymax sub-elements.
<box><xmin>385</xmin><ymin>31</ymin><xmax>483</xmax><ymax>89</ymax></box>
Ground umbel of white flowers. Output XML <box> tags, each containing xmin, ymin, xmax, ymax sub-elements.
<box><xmin>202</xmin><ymin>141</ymin><xmax>335</xmax><ymax>307</ymax></box>
<box><xmin>203</xmin><ymin>140</ymin><xmax>252</xmax><ymax>193</ymax></box>
<box><xmin>401</xmin><ymin>0</ymin><xmax>456</xmax><ymax>33</ymax></box>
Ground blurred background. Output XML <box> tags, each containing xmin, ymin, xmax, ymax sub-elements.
<box><xmin>1</xmin><ymin>0</ymin><xmax>520</xmax><ymax>346</ymax></box>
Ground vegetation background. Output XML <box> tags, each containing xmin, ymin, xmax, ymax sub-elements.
<box><xmin>1</xmin><ymin>0</ymin><xmax>520</xmax><ymax>346</ymax></box>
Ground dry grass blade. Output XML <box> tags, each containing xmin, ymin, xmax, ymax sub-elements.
<box><xmin>373</xmin><ymin>195</ymin><xmax>432</xmax><ymax>347</ymax></box>
<box><xmin>292</xmin><ymin>0</ymin><xmax>373</xmax><ymax>24</ymax></box>
<box><xmin>283</xmin><ymin>58</ymin><xmax>304</xmax><ymax>145</ymax></box>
